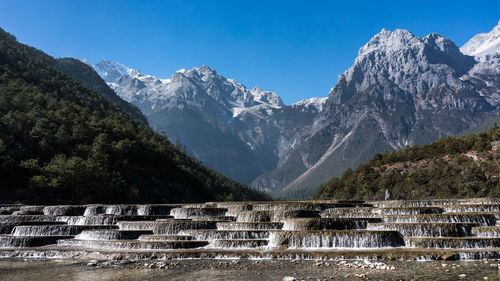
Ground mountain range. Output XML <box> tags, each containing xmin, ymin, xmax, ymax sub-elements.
<box><xmin>93</xmin><ymin>61</ymin><xmax>325</xmax><ymax>185</ymax></box>
<box><xmin>0</xmin><ymin>27</ymin><xmax>269</xmax><ymax>204</ymax></box>
<box><xmin>92</xmin><ymin>20</ymin><xmax>500</xmax><ymax>198</ymax></box>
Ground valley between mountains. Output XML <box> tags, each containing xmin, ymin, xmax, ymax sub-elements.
<box><xmin>91</xmin><ymin>20</ymin><xmax>500</xmax><ymax>199</ymax></box>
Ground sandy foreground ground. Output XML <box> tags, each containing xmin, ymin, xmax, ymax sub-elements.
<box><xmin>0</xmin><ymin>258</ymin><xmax>499</xmax><ymax>281</ymax></box>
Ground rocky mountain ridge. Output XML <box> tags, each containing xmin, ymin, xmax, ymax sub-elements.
<box><xmin>93</xmin><ymin>21</ymin><xmax>500</xmax><ymax>198</ymax></box>
<box><xmin>94</xmin><ymin>60</ymin><xmax>325</xmax><ymax>184</ymax></box>
<box><xmin>255</xmin><ymin>21</ymin><xmax>500</xmax><ymax>198</ymax></box>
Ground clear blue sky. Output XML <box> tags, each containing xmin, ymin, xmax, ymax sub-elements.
<box><xmin>1</xmin><ymin>0</ymin><xmax>499</xmax><ymax>104</ymax></box>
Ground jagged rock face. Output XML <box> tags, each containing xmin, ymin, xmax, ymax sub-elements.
<box><xmin>94</xmin><ymin>61</ymin><xmax>323</xmax><ymax>184</ymax></box>
<box><xmin>93</xmin><ymin>22</ymin><xmax>500</xmax><ymax>198</ymax></box>
<box><xmin>329</xmin><ymin>29</ymin><xmax>476</xmax><ymax>106</ymax></box>
<box><xmin>460</xmin><ymin>20</ymin><xmax>500</xmax><ymax>106</ymax></box>
<box><xmin>461</xmin><ymin>20</ymin><xmax>500</xmax><ymax>59</ymax></box>
<box><xmin>255</xmin><ymin>26</ymin><xmax>500</xmax><ymax>198</ymax></box>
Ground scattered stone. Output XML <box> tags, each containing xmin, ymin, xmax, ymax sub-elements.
<box><xmin>283</xmin><ymin>277</ymin><xmax>297</xmax><ymax>281</ymax></box>
<box><xmin>119</xmin><ymin>259</ymin><xmax>134</xmax><ymax>265</ymax></box>
<box><xmin>335</xmin><ymin>260</ymin><xmax>395</xmax><ymax>270</ymax></box>
<box><xmin>458</xmin><ymin>274</ymin><xmax>467</xmax><ymax>278</ymax></box>
<box><xmin>86</xmin><ymin>260</ymin><xmax>98</xmax><ymax>266</ymax></box>
<box><xmin>385</xmin><ymin>189</ymin><xmax>393</xmax><ymax>200</ymax></box>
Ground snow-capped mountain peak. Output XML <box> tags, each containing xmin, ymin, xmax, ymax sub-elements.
<box><xmin>330</xmin><ymin>28</ymin><xmax>476</xmax><ymax>105</ymax></box>
<box><xmin>461</xmin><ymin>20</ymin><xmax>500</xmax><ymax>57</ymax></box>
<box><xmin>92</xmin><ymin>61</ymin><xmax>285</xmax><ymax>116</ymax></box>
<box><xmin>291</xmin><ymin>97</ymin><xmax>327</xmax><ymax>111</ymax></box>
<box><xmin>94</xmin><ymin>60</ymin><xmax>139</xmax><ymax>82</ymax></box>
<box><xmin>358</xmin><ymin>28</ymin><xmax>419</xmax><ymax>57</ymax></box>
<box><xmin>461</xmin><ymin>20</ymin><xmax>500</xmax><ymax>75</ymax></box>
<box><xmin>250</xmin><ymin>87</ymin><xmax>284</xmax><ymax>108</ymax></box>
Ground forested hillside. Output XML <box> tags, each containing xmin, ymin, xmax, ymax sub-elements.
<box><xmin>52</xmin><ymin>58</ymin><xmax>148</xmax><ymax>124</ymax></box>
<box><xmin>313</xmin><ymin>128</ymin><xmax>500</xmax><ymax>200</ymax></box>
<box><xmin>0</xmin><ymin>28</ymin><xmax>270</xmax><ymax>204</ymax></box>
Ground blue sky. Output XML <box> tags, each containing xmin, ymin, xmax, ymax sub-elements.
<box><xmin>0</xmin><ymin>0</ymin><xmax>499</xmax><ymax>104</ymax></box>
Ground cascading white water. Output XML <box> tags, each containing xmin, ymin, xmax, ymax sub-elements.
<box><xmin>170</xmin><ymin>208</ymin><xmax>228</xmax><ymax>219</ymax></box>
<box><xmin>11</xmin><ymin>225</ymin><xmax>118</xmax><ymax>236</ymax></box>
<box><xmin>57</xmin><ymin>239</ymin><xmax>208</xmax><ymax>250</ymax></box>
<box><xmin>179</xmin><ymin>230</ymin><xmax>270</xmax><ymax>240</ymax></box>
<box><xmin>440</xmin><ymin>204</ymin><xmax>500</xmax><ymax>213</ymax></box>
<box><xmin>471</xmin><ymin>226</ymin><xmax>500</xmax><ymax>237</ymax></box>
<box><xmin>116</xmin><ymin>221</ymin><xmax>160</xmax><ymax>231</ymax></box>
<box><xmin>0</xmin><ymin>199</ymin><xmax>498</xmax><ymax>260</ymax></box>
<box><xmin>75</xmin><ymin>230</ymin><xmax>152</xmax><ymax>241</ymax></box>
<box><xmin>382</xmin><ymin>214</ymin><xmax>497</xmax><ymax>226</ymax></box>
<box><xmin>282</xmin><ymin>218</ymin><xmax>371</xmax><ymax>231</ymax></box>
<box><xmin>43</xmin><ymin>206</ymin><xmax>86</xmax><ymax>216</ymax></box>
<box><xmin>219</xmin><ymin>204</ymin><xmax>252</xmax><ymax>217</ymax></box>
<box><xmin>208</xmin><ymin>239</ymin><xmax>268</xmax><ymax>248</ymax></box>
<box><xmin>216</xmin><ymin>222</ymin><xmax>283</xmax><ymax>230</ymax></box>
<box><xmin>189</xmin><ymin>216</ymin><xmax>235</xmax><ymax>222</ymax></box>
<box><xmin>56</xmin><ymin>215</ymin><xmax>117</xmax><ymax>225</ymax></box>
<box><xmin>373</xmin><ymin>207</ymin><xmax>444</xmax><ymax>215</ymax></box>
<box><xmin>367</xmin><ymin>222</ymin><xmax>474</xmax><ymax>237</ymax></box>
<box><xmin>137</xmin><ymin>234</ymin><xmax>194</xmax><ymax>241</ymax></box>
<box><xmin>83</xmin><ymin>206</ymin><xmax>105</xmax><ymax>216</ymax></box>
<box><xmin>268</xmin><ymin>230</ymin><xmax>404</xmax><ymax>249</ymax></box>
<box><xmin>235</xmin><ymin>210</ymin><xmax>320</xmax><ymax>222</ymax></box>
<box><xmin>251</xmin><ymin>202</ymin><xmax>368</xmax><ymax>212</ymax></box>
<box><xmin>0</xmin><ymin>215</ymin><xmax>58</xmax><ymax>223</ymax></box>
<box><xmin>117</xmin><ymin>220</ymin><xmax>217</xmax><ymax>234</ymax></box>
<box><xmin>0</xmin><ymin>206</ymin><xmax>20</xmax><ymax>215</ymax></box>
<box><xmin>404</xmin><ymin>237</ymin><xmax>500</xmax><ymax>248</ymax></box>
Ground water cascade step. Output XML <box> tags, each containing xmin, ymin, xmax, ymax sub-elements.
<box><xmin>404</xmin><ymin>237</ymin><xmax>500</xmax><ymax>248</ymax></box>
<box><xmin>366</xmin><ymin>223</ymin><xmax>475</xmax><ymax>237</ymax></box>
<box><xmin>235</xmin><ymin>210</ymin><xmax>320</xmax><ymax>222</ymax></box>
<box><xmin>216</xmin><ymin>222</ymin><xmax>284</xmax><ymax>230</ymax></box>
<box><xmin>209</xmin><ymin>239</ymin><xmax>268</xmax><ymax>248</ymax></box>
<box><xmin>0</xmin><ymin>221</ymin><xmax>67</xmax><ymax>234</ymax></box>
<box><xmin>138</xmin><ymin>234</ymin><xmax>194</xmax><ymax>241</ymax></box>
<box><xmin>382</xmin><ymin>214</ymin><xmax>497</xmax><ymax>225</ymax></box>
<box><xmin>471</xmin><ymin>226</ymin><xmax>500</xmax><ymax>237</ymax></box>
<box><xmin>0</xmin><ymin>199</ymin><xmax>498</xmax><ymax>260</ymax></box>
<box><xmin>179</xmin><ymin>230</ymin><xmax>270</xmax><ymax>240</ymax></box>
<box><xmin>0</xmin><ymin>236</ymin><xmax>72</xmax><ymax>248</ymax></box>
<box><xmin>268</xmin><ymin>230</ymin><xmax>405</xmax><ymax>248</ymax></box>
<box><xmin>11</xmin><ymin>225</ymin><xmax>117</xmax><ymax>236</ymax></box>
<box><xmin>57</xmin><ymin>239</ymin><xmax>209</xmax><ymax>250</ymax></box>
<box><xmin>117</xmin><ymin>219</ymin><xmax>217</xmax><ymax>234</ymax></box>
<box><xmin>76</xmin><ymin>230</ymin><xmax>152</xmax><ymax>241</ymax></box>
<box><xmin>283</xmin><ymin>218</ymin><xmax>381</xmax><ymax>230</ymax></box>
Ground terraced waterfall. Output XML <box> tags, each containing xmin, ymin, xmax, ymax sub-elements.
<box><xmin>0</xmin><ymin>199</ymin><xmax>499</xmax><ymax>260</ymax></box>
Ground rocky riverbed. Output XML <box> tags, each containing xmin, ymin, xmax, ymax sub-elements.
<box><xmin>0</xmin><ymin>258</ymin><xmax>499</xmax><ymax>281</ymax></box>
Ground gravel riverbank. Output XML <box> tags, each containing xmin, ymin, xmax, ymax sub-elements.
<box><xmin>0</xmin><ymin>258</ymin><xmax>499</xmax><ymax>280</ymax></box>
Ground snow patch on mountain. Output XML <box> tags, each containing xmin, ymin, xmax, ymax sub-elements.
<box><xmin>94</xmin><ymin>60</ymin><xmax>139</xmax><ymax>82</ymax></box>
<box><xmin>461</xmin><ymin>20</ymin><xmax>500</xmax><ymax>75</ymax></box>
<box><xmin>461</xmin><ymin>20</ymin><xmax>500</xmax><ymax>57</ymax></box>
<box><xmin>92</xmin><ymin>61</ymin><xmax>285</xmax><ymax>116</ymax></box>
<box><xmin>291</xmin><ymin>97</ymin><xmax>327</xmax><ymax>111</ymax></box>
<box><xmin>329</xmin><ymin>28</ymin><xmax>476</xmax><ymax>106</ymax></box>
